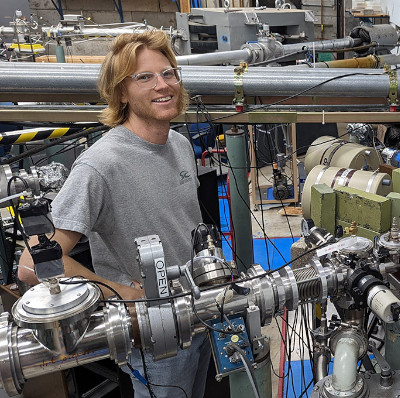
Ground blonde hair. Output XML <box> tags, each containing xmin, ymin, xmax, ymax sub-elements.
<box><xmin>98</xmin><ymin>30</ymin><xmax>188</xmax><ymax>127</ymax></box>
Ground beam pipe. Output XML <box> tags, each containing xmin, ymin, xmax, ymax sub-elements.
<box><xmin>0</xmin><ymin>64</ymin><xmax>395</xmax><ymax>100</ymax></box>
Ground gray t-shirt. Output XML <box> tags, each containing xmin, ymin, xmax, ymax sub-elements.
<box><xmin>51</xmin><ymin>125</ymin><xmax>202</xmax><ymax>286</ymax></box>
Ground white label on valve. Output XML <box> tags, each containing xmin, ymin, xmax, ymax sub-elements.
<box><xmin>316</xmin><ymin>237</ymin><xmax>357</xmax><ymax>257</ymax></box>
<box><xmin>154</xmin><ymin>257</ymin><xmax>169</xmax><ymax>297</ymax></box>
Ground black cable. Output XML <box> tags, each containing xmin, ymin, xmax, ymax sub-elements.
<box><xmin>255</xmin><ymin>147</ymin><xmax>271</xmax><ymax>269</ymax></box>
<box><xmin>7</xmin><ymin>217</ymin><xmax>18</xmax><ymax>284</ymax></box>
<box><xmin>264</xmin><ymin>122</ymin><xmax>295</xmax><ymax>242</ymax></box>
<box><xmin>224</xmin><ymin>141</ymin><xmax>288</xmax><ymax>264</ymax></box>
<box><xmin>2</xmin><ymin>125</ymin><xmax>108</xmax><ymax>165</ymax></box>
<box><xmin>191</xmin><ymin>295</ymin><xmax>241</xmax><ymax>335</ymax></box>
<box><xmin>249</xmin><ymin>49</ymin><xmax>308</xmax><ymax>66</ymax></box>
<box><xmin>190</xmin><ymin>223</ymin><xmax>210</xmax><ymax>275</ymax></box>
<box><xmin>228</xmin><ymin>343</ymin><xmax>260</xmax><ymax>398</ymax></box>
<box><xmin>127</xmin><ymin>361</ymin><xmax>190</xmax><ymax>398</ymax></box>
<box><xmin>7</xmin><ymin>176</ymin><xmax>32</xmax><ymax>253</ymax></box>
<box><xmin>148</xmin><ymin>381</ymin><xmax>188</xmax><ymax>398</ymax></box>
<box><xmin>59</xmin><ymin>279</ymin><xmax>123</xmax><ymax>300</ymax></box>
<box><xmin>139</xmin><ymin>349</ymin><xmax>158</xmax><ymax>398</ymax></box>
<box><xmin>219</xmin><ymin>287</ymin><xmax>229</xmax><ymax>324</ymax></box>
<box><xmin>33</xmin><ymin>131</ymin><xmax>104</xmax><ymax>167</ymax></box>
<box><xmin>298</xmin><ymin>378</ymin><xmax>314</xmax><ymax>398</ymax></box>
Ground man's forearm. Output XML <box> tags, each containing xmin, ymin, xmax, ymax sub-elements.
<box><xmin>62</xmin><ymin>255</ymin><xmax>144</xmax><ymax>300</ymax></box>
<box><xmin>19</xmin><ymin>247</ymin><xmax>143</xmax><ymax>300</ymax></box>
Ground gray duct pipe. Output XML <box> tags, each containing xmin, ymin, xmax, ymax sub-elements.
<box><xmin>0</xmin><ymin>64</ymin><xmax>395</xmax><ymax>101</ymax></box>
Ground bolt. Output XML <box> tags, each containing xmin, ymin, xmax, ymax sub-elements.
<box><xmin>50</xmin><ymin>304</ymin><xmax>54</xmax><ymax>307</ymax></box>
<box><xmin>313</xmin><ymin>386</ymin><xmax>319</xmax><ymax>391</ymax></box>
<box><xmin>77</xmin><ymin>293</ymin><xmax>81</xmax><ymax>296</ymax></box>
<box><xmin>325</xmin><ymin>381</ymin><xmax>330</xmax><ymax>387</ymax></box>
<box><xmin>25</xmin><ymin>301</ymin><xmax>30</xmax><ymax>305</ymax></box>
<box><xmin>352</xmin><ymin>389</ymin><xmax>356</xmax><ymax>393</ymax></box>
<box><xmin>30</xmin><ymin>288</ymin><xmax>34</xmax><ymax>291</ymax></box>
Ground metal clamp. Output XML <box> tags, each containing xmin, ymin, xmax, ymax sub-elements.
<box><xmin>233</xmin><ymin>62</ymin><xmax>248</xmax><ymax>111</ymax></box>
<box><xmin>385</xmin><ymin>66</ymin><xmax>398</xmax><ymax>105</ymax></box>
<box><xmin>135</xmin><ymin>235</ymin><xmax>168</xmax><ymax>301</ymax></box>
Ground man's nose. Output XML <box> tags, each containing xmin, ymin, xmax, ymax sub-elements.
<box><xmin>154</xmin><ymin>73</ymin><xmax>169</xmax><ymax>89</ymax></box>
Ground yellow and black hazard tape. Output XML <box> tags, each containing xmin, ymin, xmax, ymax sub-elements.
<box><xmin>0</xmin><ymin>127</ymin><xmax>82</xmax><ymax>146</ymax></box>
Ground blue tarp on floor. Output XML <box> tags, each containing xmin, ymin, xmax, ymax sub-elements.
<box><xmin>219</xmin><ymin>192</ymin><xmax>298</xmax><ymax>270</ymax></box>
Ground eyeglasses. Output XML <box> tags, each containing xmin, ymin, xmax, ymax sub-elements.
<box><xmin>130</xmin><ymin>67</ymin><xmax>182</xmax><ymax>89</ymax></box>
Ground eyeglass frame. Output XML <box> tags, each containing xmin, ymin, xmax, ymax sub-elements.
<box><xmin>129</xmin><ymin>67</ymin><xmax>182</xmax><ymax>90</ymax></box>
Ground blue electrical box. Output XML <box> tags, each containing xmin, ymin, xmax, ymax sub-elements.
<box><xmin>209</xmin><ymin>315</ymin><xmax>254</xmax><ymax>379</ymax></box>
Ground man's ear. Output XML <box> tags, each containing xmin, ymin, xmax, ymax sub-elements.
<box><xmin>121</xmin><ymin>83</ymin><xmax>128</xmax><ymax>104</ymax></box>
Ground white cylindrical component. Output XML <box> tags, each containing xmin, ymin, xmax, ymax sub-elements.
<box><xmin>367</xmin><ymin>285</ymin><xmax>400</xmax><ymax>323</ymax></box>
<box><xmin>304</xmin><ymin>136</ymin><xmax>382</xmax><ymax>174</ymax></box>
<box><xmin>332</xmin><ymin>337</ymin><xmax>359</xmax><ymax>392</ymax></box>
<box><xmin>302</xmin><ymin>165</ymin><xmax>392</xmax><ymax>218</ymax></box>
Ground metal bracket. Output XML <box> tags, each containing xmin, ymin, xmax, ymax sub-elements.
<box><xmin>385</xmin><ymin>66</ymin><xmax>398</xmax><ymax>105</ymax></box>
<box><xmin>243</xmin><ymin>12</ymin><xmax>260</xmax><ymax>26</ymax></box>
<box><xmin>245</xmin><ymin>305</ymin><xmax>266</xmax><ymax>355</ymax></box>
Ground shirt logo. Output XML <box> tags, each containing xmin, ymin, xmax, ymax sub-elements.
<box><xmin>179</xmin><ymin>170</ymin><xmax>192</xmax><ymax>185</ymax></box>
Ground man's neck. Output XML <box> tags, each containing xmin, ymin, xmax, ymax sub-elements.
<box><xmin>123</xmin><ymin>117</ymin><xmax>170</xmax><ymax>145</ymax></box>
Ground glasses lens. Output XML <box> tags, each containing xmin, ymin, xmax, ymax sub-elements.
<box><xmin>162</xmin><ymin>68</ymin><xmax>181</xmax><ymax>85</ymax></box>
<box><xmin>134</xmin><ymin>72</ymin><xmax>157</xmax><ymax>88</ymax></box>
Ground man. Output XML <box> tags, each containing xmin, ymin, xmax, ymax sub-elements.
<box><xmin>18</xmin><ymin>30</ymin><xmax>210</xmax><ymax>398</ymax></box>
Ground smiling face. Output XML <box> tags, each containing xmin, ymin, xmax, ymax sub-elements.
<box><xmin>122</xmin><ymin>47</ymin><xmax>182</xmax><ymax>129</ymax></box>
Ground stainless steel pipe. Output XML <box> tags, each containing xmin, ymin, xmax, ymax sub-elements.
<box><xmin>18</xmin><ymin>312</ymin><xmax>110</xmax><ymax>379</ymax></box>
<box><xmin>0</xmin><ymin>302</ymin><xmax>132</xmax><ymax>397</ymax></box>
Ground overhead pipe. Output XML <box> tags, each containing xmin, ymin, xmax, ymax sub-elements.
<box><xmin>176</xmin><ymin>37</ymin><xmax>362</xmax><ymax>66</ymax></box>
<box><xmin>41</xmin><ymin>26</ymin><xmax>177</xmax><ymax>38</ymax></box>
<box><xmin>176</xmin><ymin>49</ymin><xmax>252</xmax><ymax>66</ymax></box>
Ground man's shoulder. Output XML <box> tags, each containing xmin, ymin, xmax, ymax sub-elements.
<box><xmin>75</xmin><ymin>126</ymin><xmax>127</xmax><ymax>165</ymax></box>
<box><xmin>168</xmin><ymin>129</ymin><xmax>192</xmax><ymax>148</ymax></box>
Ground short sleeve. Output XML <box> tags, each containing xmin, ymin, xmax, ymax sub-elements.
<box><xmin>51</xmin><ymin>162</ymin><xmax>114</xmax><ymax>238</ymax></box>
